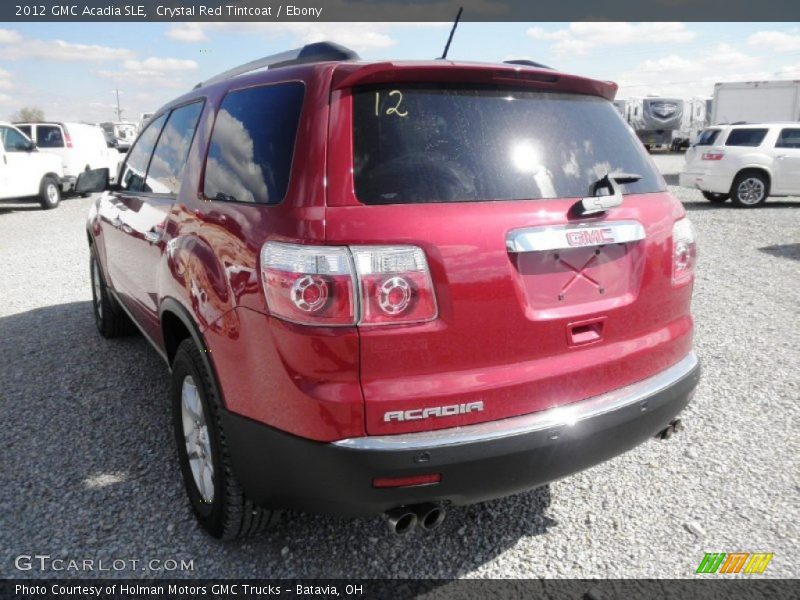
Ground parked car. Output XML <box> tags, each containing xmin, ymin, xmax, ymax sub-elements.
<box><xmin>0</xmin><ymin>121</ymin><xmax>64</xmax><ymax>208</ymax></box>
<box><xmin>78</xmin><ymin>42</ymin><xmax>700</xmax><ymax>539</ymax></box>
<box><xmin>680</xmin><ymin>123</ymin><xmax>800</xmax><ymax>207</ymax></box>
<box><xmin>14</xmin><ymin>122</ymin><xmax>121</xmax><ymax>192</ymax></box>
<box><xmin>99</xmin><ymin>121</ymin><xmax>137</xmax><ymax>153</ymax></box>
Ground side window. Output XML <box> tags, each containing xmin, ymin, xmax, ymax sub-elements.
<box><xmin>775</xmin><ymin>128</ymin><xmax>800</xmax><ymax>149</ymax></box>
<box><xmin>204</xmin><ymin>82</ymin><xmax>304</xmax><ymax>204</ymax></box>
<box><xmin>0</xmin><ymin>126</ymin><xmax>31</xmax><ymax>151</ymax></box>
<box><xmin>146</xmin><ymin>102</ymin><xmax>204</xmax><ymax>195</ymax></box>
<box><xmin>36</xmin><ymin>125</ymin><xmax>65</xmax><ymax>148</ymax></box>
<box><xmin>725</xmin><ymin>128</ymin><xmax>768</xmax><ymax>147</ymax></box>
<box><xmin>119</xmin><ymin>114</ymin><xmax>167</xmax><ymax>192</ymax></box>
<box><xmin>16</xmin><ymin>125</ymin><xmax>32</xmax><ymax>138</ymax></box>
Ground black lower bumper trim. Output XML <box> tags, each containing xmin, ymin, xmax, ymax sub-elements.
<box><xmin>221</xmin><ymin>359</ymin><xmax>700</xmax><ymax>517</ymax></box>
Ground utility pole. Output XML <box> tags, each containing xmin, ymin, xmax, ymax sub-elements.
<box><xmin>113</xmin><ymin>89</ymin><xmax>123</xmax><ymax>121</ymax></box>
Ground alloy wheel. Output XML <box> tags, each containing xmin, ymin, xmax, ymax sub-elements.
<box><xmin>736</xmin><ymin>178</ymin><xmax>765</xmax><ymax>205</ymax></box>
<box><xmin>181</xmin><ymin>376</ymin><xmax>214</xmax><ymax>503</ymax></box>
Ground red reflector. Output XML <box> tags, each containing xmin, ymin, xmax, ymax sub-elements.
<box><xmin>701</xmin><ymin>152</ymin><xmax>724</xmax><ymax>161</ymax></box>
<box><xmin>372</xmin><ymin>474</ymin><xmax>441</xmax><ymax>489</ymax></box>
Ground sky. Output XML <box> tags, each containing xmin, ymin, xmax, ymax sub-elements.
<box><xmin>1</xmin><ymin>21</ymin><xmax>800</xmax><ymax>123</ymax></box>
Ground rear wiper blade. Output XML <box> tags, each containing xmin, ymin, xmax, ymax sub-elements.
<box><xmin>576</xmin><ymin>172</ymin><xmax>643</xmax><ymax>216</ymax></box>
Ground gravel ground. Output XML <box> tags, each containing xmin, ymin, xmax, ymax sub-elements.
<box><xmin>1</xmin><ymin>153</ymin><xmax>798</xmax><ymax>580</ymax></box>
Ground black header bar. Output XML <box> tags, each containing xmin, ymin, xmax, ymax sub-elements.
<box><xmin>3</xmin><ymin>0</ymin><xmax>800</xmax><ymax>22</ymax></box>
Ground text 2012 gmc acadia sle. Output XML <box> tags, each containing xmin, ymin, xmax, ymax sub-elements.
<box><xmin>79</xmin><ymin>42</ymin><xmax>701</xmax><ymax>539</ymax></box>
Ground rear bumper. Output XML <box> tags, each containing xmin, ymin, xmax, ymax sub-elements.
<box><xmin>221</xmin><ymin>352</ymin><xmax>700</xmax><ymax>517</ymax></box>
<box><xmin>679</xmin><ymin>170</ymin><xmax>732</xmax><ymax>194</ymax></box>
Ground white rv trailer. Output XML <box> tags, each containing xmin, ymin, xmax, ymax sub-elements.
<box><xmin>712</xmin><ymin>80</ymin><xmax>800</xmax><ymax>125</ymax></box>
<box><xmin>672</xmin><ymin>97</ymin><xmax>712</xmax><ymax>150</ymax></box>
<box><xmin>626</xmin><ymin>96</ymin><xmax>685</xmax><ymax>150</ymax></box>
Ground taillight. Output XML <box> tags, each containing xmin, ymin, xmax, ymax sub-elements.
<box><xmin>701</xmin><ymin>152</ymin><xmax>723</xmax><ymax>160</ymax></box>
<box><xmin>351</xmin><ymin>246</ymin><xmax>437</xmax><ymax>325</ymax></box>
<box><xmin>260</xmin><ymin>243</ymin><xmax>356</xmax><ymax>326</ymax></box>
<box><xmin>63</xmin><ymin>127</ymin><xmax>73</xmax><ymax>148</ymax></box>
<box><xmin>672</xmin><ymin>218</ymin><xmax>696</xmax><ymax>285</ymax></box>
<box><xmin>260</xmin><ymin>243</ymin><xmax>437</xmax><ymax>326</ymax></box>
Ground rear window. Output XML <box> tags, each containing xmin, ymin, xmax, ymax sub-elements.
<box><xmin>353</xmin><ymin>87</ymin><xmax>664</xmax><ymax>204</ymax></box>
<box><xmin>725</xmin><ymin>128</ymin><xmax>768</xmax><ymax>147</ymax></box>
<box><xmin>775</xmin><ymin>128</ymin><xmax>800</xmax><ymax>148</ymax></box>
<box><xmin>36</xmin><ymin>125</ymin><xmax>65</xmax><ymax>148</ymax></box>
<box><xmin>204</xmin><ymin>82</ymin><xmax>304</xmax><ymax>204</ymax></box>
<box><xmin>695</xmin><ymin>129</ymin><xmax>720</xmax><ymax>146</ymax></box>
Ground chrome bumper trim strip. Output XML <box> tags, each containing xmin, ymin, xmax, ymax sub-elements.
<box><xmin>333</xmin><ymin>352</ymin><xmax>698</xmax><ymax>451</ymax></box>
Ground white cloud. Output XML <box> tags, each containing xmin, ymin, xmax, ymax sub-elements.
<box><xmin>616</xmin><ymin>44</ymin><xmax>764</xmax><ymax>99</ymax></box>
<box><xmin>167</xmin><ymin>23</ymin><xmax>207</xmax><ymax>43</ymax></box>
<box><xmin>639</xmin><ymin>55</ymin><xmax>700</xmax><ymax>74</ymax></box>
<box><xmin>772</xmin><ymin>63</ymin><xmax>800</xmax><ymax>78</ymax></box>
<box><xmin>527</xmin><ymin>22</ymin><xmax>695</xmax><ymax>56</ymax></box>
<box><xmin>122</xmin><ymin>57</ymin><xmax>198</xmax><ymax>72</ymax></box>
<box><xmin>0</xmin><ymin>36</ymin><xmax>134</xmax><ymax>62</ymax></box>
<box><xmin>0</xmin><ymin>28</ymin><xmax>22</xmax><ymax>44</ymax></box>
<box><xmin>96</xmin><ymin>55</ymin><xmax>197</xmax><ymax>89</ymax></box>
<box><xmin>703</xmin><ymin>43</ymin><xmax>761</xmax><ymax>68</ymax></box>
<box><xmin>747</xmin><ymin>30</ymin><xmax>800</xmax><ymax>53</ymax></box>
<box><xmin>0</xmin><ymin>67</ymin><xmax>12</xmax><ymax>91</ymax></box>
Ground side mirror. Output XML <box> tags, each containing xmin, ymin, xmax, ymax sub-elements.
<box><xmin>76</xmin><ymin>168</ymin><xmax>110</xmax><ymax>194</ymax></box>
<box><xmin>23</xmin><ymin>140</ymin><xmax>36</xmax><ymax>152</ymax></box>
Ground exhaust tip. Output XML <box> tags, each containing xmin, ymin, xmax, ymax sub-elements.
<box><xmin>656</xmin><ymin>418</ymin><xmax>684</xmax><ymax>440</ymax></box>
<box><xmin>413</xmin><ymin>503</ymin><xmax>446</xmax><ymax>531</ymax></box>
<box><xmin>421</xmin><ymin>507</ymin><xmax>446</xmax><ymax>530</ymax></box>
<box><xmin>386</xmin><ymin>507</ymin><xmax>417</xmax><ymax>535</ymax></box>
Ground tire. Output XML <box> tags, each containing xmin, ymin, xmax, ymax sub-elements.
<box><xmin>171</xmin><ymin>338</ymin><xmax>274</xmax><ymax>539</ymax></box>
<box><xmin>90</xmin><ymin>250</ymin><xmax>136</xmax><ymax>338</ymax></box>
<box><xmin>39</xmin><ymin>175</ymin><xmax>61</xmax><ymax>209</ymax></box>
<box><xmin>730</xmin><ymin>171</ymin><xmax>768</xmax><ymax>208</ymax></box>
<box><xmin>702</xmin><ymin>191</ymin><xmax>730</xmax><ymax>203</ymax></box>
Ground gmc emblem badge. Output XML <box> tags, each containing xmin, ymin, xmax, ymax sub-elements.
<box><xmin>566</xmin><ymin>228</ymin><xmax>614</xmax><ymax>247</ymax></box>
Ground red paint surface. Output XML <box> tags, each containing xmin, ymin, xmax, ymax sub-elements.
<box><xmin>89</xmin><ymin>60</ymin><xmax>694</xmax><ymax>442</ymax></box>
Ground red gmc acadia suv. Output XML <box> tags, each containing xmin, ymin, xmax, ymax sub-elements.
<box><xmin>78</xmin><ymin>42</ymin><xmax>701</xmax><ymax>539</ymax></box>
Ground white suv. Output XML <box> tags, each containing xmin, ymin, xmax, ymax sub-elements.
<box><xmin>0</xmin><ymin>122</ymin><xmax>65</xmax><ymax>209</ymax></box>
<box><xmin>680</xmin><ymin>123</ymin><xmax>800</xmax><ymax>207</ymax></box>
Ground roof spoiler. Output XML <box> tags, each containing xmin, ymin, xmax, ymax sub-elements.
<box><xmin>195</xmin><ymin>41</ymin><xmax>360</xmax><ymax>89</ymax></box>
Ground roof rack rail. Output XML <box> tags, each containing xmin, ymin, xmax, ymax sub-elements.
<box><xmin>504</xmin><ymin>59</ymin><xmax>553</xmax><ymax>70</ymax></box>
<box><xmin>195</xmin><ymin>41</ymin><xmax>360</xmax><ymax>89</ymax></box>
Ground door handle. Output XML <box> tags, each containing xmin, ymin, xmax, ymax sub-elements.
<box><xmin>144</xmin><ymin>230</ymin><xmax>162</xmax><ymax>244</ymax></box>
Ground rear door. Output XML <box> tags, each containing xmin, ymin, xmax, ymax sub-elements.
<box><xmin>772</xmin><ymin>127</ymin><xmax>800</xmax><ymax>193</ymax></box>
<box><xmin>326</xmin><ymin>83</ymin><xmax>694</xmax><ymax>435</ymax></box>
<box><xmin>102</xmin><ymin>102</ymin><xmax>204</xmax><ymax>338</ymax></box>
<box><xmin>34</xmin><ymin>123</ymin><xmax>70</xmax><ymax>173</ymax></box>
